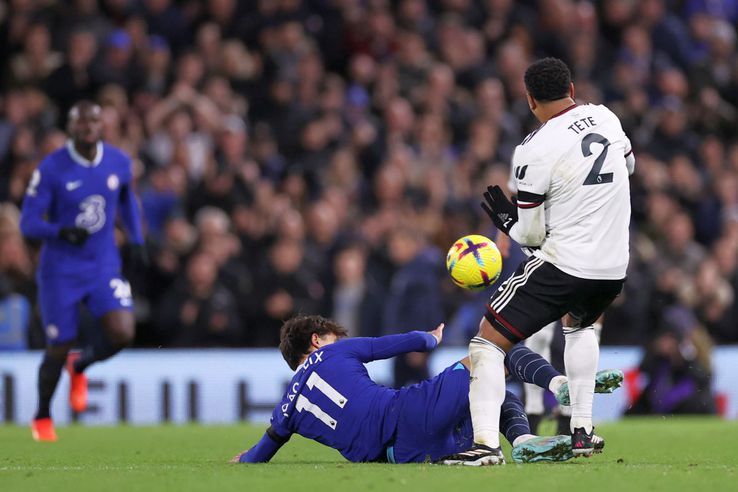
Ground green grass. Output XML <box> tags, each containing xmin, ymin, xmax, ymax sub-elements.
<box><xmin>1</xmin><ymin>418</ymin><xmax>737</xmax><ymax>492</ymax></box>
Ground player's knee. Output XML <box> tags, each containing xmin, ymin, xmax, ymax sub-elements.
<box><xmin>562</xmin><ymin>325</ymin><xmax>594</xmax><ymax>335</ymax></box>
<box><xmin>476</xmin><ymin>318</ymin><xmax>513</xmax><ymax>351</ymax></box>
<box><xmin>106</xmin><ymin>316</ymin><xmax>135</xmax><ymax>347</ymax></box>
<box><xmin>46</xmin><ymin>343</ymin><xmax>73</xmax><ymax>361</ymax></box>
<box><xmin>112</xmin><ymin>325</ymin><xmax>135</xmax><ymax>347</ymax></box>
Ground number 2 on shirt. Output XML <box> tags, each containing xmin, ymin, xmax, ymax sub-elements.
<box><xmin>581</xmin><ymin>133</ymin><xmax>613</xmax><ymax>186</ymax></box>
<box><xmin>295</xmin><ymin>372</ymin><xmax>348</xmax><ymax>430</ymax></box>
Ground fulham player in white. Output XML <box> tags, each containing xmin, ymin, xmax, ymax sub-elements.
<box><xmin>442</xmin><ymin>58</ymin><xmax>634</xmax><ymax>466</ymax></box>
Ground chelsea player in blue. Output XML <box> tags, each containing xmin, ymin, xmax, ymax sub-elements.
<box><xmin>233</xmin><ymin>315</ymin><xmax>620</xmax><ymax>464</ymax></box>
<box><xmin>20</xmin><ymin>101</ymin><xmax>146</xmax><ymax>442</ymax></box>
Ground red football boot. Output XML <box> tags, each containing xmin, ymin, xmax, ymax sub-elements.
<box><xmin>66</xmin><ymin>351</ymin><xmax>88</xmax><ymax>413</ymax></box>
<box><xmin>31</xmin><ymin>418</ymin><xmax>58</xmax><ymax>442</ymax></box>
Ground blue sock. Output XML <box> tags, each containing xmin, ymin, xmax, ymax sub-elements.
<box><xmin>505</xmin><ymin>343</ymin><xmax>561</xmax><ymax>390</ymax></box>
<box><xmin>500</xmin><ymin>390</ymin><xmax>530</xmax><ymax>445</ymax></box>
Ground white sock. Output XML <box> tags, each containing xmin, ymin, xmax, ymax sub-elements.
<box><xmin>563</xmin><ymin>326</ymin><xmax>599</xmax><ymax>433</ymax></box>
<box><xmin>512</xmin><ymin>434</ymin><xmax>536</xmax><ymax>447</ymax></box>
<box><xmin>469</xmin><ymin>336</ymin><xmax>506</xmax><ymax>448</ymax></box>
<box><xmin>592</xmin><ymin>322</ymin><xmax>602</xmax><ymax>344</ymax></box>
<box><xmin>548</xmin><ymin>375</ymin><xmax>567</xmax><ymax>395</ymax></box>
<box><xmin>523</xmin><ymin>324</ymin><xmax>554</xmax><ymax>415</ymax></box>
<box><xmin>560</xmin><ymin>403</ymin><xmax>571</xmax><ymax>417</ymax></box>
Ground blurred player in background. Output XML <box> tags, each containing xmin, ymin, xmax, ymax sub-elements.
<box><xmin>20</xmin><ymin>101</ymin><xmax>146</xmax><ymax>441</ymax></box>
<box><xmin>444</xmin><ymin>58</ymin><xmax>634</xmax><ymax>465</ymax></box>
<box><xmin>233</xmin><ymin>315</ymin><xmax>621</xmax><ymax>465</ymax></box>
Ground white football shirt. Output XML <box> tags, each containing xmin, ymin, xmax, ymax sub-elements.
<box><xmin>509</xmin><ymin>103</ymin><xmax>632</xmax><ymax>280</ymax></box>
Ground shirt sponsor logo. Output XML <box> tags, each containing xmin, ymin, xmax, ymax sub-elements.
<box><xmin>514</xmin><ymin>165</ymin><xmax>528</xmax><ymax>180</ymax></box>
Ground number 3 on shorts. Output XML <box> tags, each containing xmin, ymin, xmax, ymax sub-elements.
<box><xmin>110</xmin><ymin>278</ymin><xmax>133</xmax><ymax>307</ymax></box>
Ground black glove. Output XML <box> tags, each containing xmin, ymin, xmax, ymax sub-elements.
<box><xmin>481</xmin><ymin>185</ymin><xmax>518</xmax><ymax>235</ymax></box>
<box><xmin>58</xmin><ymin>227</ymin><xmax>89</xmax><ymax>246</ymax></box>
<box><xmin>126</xmin><ymin>244</ymin><xmax>150</xmax><ymax>271</ymax></box>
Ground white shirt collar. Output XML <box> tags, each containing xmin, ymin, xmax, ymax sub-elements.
<box><xmin>66</xmin><ymin>140</ymin><xmax>104</xmax><ymax>167</ymax></box>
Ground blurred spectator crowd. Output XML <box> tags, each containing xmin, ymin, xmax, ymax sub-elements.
<box><xmin>0</xmin><ymin>0</ymin><xmax>737</xmax><ymax>362</ymax></box>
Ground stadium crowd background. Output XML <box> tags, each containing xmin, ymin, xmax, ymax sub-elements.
<box><xmin>0</xmin><ymin>0</ymin><xmax>736</xmax><ymax>391</ymax></box>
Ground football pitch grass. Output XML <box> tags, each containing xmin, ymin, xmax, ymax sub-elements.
<box><xmin>1</xmin><ymin>417</ymin><xmax>736</xmax><ymax>492</ymax></box>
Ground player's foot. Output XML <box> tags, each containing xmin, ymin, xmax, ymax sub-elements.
<box><xmin>66</xmin><ymin>351</ymin><xmax>88</xmax><ymax>413</ymax></box>
<box><xmin>592</xmin><ymin>433</ymin><xmax>605</xmax><ymax>453</ymax></box>
<box><xmin>512</xmin><ymin>435</ymin><xmax>574</xmax><ymax>464</ymax></box>
<box><xmin>437</xmin><ymin>444</ymin><xmax>506</xmax><ymax>466</ymax></box>
<box><xmin>31</xmin><ymin>418</ymin><xmax>58</xmax><ymax>442</ymax></box>
<box><xmin>571</xmin><ymin>427</ymin><xmax>595</xmax><ymax>457</ymax></box>
<box><xmin>555</xmin><ymin>369</ymin><xmax>624</xmax><ymax>406</ymax></box>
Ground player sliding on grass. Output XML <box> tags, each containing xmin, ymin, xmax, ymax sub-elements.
<box><xmin>232</xmin><ymin>315</ymin><xmax>622</xmax><ymax>464</ymax></box>
<box><xmin>20</xmin><ymin>101</ymin><xmax>146</xmax><ymax>441</ymax></box>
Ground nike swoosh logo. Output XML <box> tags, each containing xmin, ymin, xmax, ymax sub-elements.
<box><xmin>66</xmin><ymin>181</ymin><xmax>82</xmax><ymax>191</ymax></box>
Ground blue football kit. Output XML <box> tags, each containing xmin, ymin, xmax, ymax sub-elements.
<box><xmin>20</xmin><ymin>140</ymin><xmax>143</xmax><ymax>345</ymax></box>
<box><xmin>241</xmin><ymin>332</ymin><xmax>485</xmax><ymax>464</ymax></box>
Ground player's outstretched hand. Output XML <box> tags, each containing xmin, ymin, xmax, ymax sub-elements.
<box><xmin>481</xmin><ymin>185</ymin><xmax>518</xmax><ymax>235</ymax></box>
<box><xmin>429</xmin><ymin>323</ymin><xmax>445</xmax><ymax>346</ymax></box>
<box><xmin>58</xmin><ymin>226</ymin><xmax>89</xmax><ymax>246</ymax></box>
<box><xmin>229</xmin><ymin>452</ymin><xmax>244</xmax><ymax>464</ymax></box>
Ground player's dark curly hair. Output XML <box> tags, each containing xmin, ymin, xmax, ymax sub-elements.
<box><xmin>524</xmin><ymin>57</ymin><xmax>572</xmax><ymax>102</ymax></box>
<box><xmin>279</xmin><ymin>315</ymin><xmax>348</xmax><ymax>370</ymax></box>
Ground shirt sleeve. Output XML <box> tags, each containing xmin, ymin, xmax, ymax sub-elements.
<box><xmin>19</xmin><ymin>161</ymin><xmax>62</xmax><ymax>240</ymax></box>
<box><xmin>511</xmin><ymin>145</ymin><xmax>550</xmax><ymax>207</ymax></box>
<box><xmin>118</xmin><ymin>159</ymin><xmax>144</xmax><ymax>244</ymax></box>
<box><xmin>623</xmin><ymin>136</ymin><xmax>635</xmax><ymax>176</ymax></box>
<box><xmin>238</xmin><ymin>426</ymin><xmax>291</xmax><ymax>463</ymax></box>
<box><xmin>337</xmin><ymin>332</ymin><xmax>438</xmax><ymax>363</ymax></box>
<box><xmin>508</xmin><ymin>145</ymin><xmax>548</xmax><ymax>246</ymax></box>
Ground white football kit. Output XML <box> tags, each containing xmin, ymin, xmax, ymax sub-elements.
<box><xmin>510</xmin><ymin>103</ymin><xmax>633</xmax><ymax>280</ymax></box>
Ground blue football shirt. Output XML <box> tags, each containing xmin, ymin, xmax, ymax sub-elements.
<box><xmin>20</xmin><ymin>140</ymin><xmax>143</xmax><ymax>278</ymax></box>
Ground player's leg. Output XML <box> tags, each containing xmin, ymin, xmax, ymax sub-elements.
<box><xmin>506</xmin><ymin>342</ymin><xmax>623</xmax><ymax>404</ymax></box>
<box><xmin>32</xmin><ymin>278</ymin><xmax>82</xmax><ymax>441</ymax></box>
<box><xmin>389</xmin><ymin>361</ymin><xmax>474</xmax><ymax>463</ymax></box>
<box><xmin>521</xmin><ymin>323</ymin><xmax>555</xmax><ymax>432</ymax></box>
<box><xmin>73</xmin><ymin>310</ymin><xmax>135</xmax><ymax>373</ymax></box>
<box><xmin>444</xmin><ymin>257</ymin><xmax>570</xmax><ymax>465</ymax></box>
<box><xmin>563</xmin><ymin>280</ymin><xmax>624</xmax><ymax>456</ymax></box>
<box><xmin>506</xmin><ymin>342</ymin><xmax>567</xmax><ymax>398</ymax></box>
<box><xmin>75</xmin><ymin>275</ymin><xmax>135</xmax><ymax>373</ymax></box>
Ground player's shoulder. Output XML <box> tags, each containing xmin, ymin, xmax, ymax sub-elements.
<box><xmin>584</xmin><ymin>103</ymin><xmax>623</xmax><ymax>123</ymax></box>
<box><xmin>514</xmin><ymin>130</ymin><xmax>549</xmax><ymax>165</ymax></box>
<box><xmin>37</xmin><ymin>146</ymin><xmax>72</xmax><ymax>175</ymax></box>
<box><xmin>102</xmin><ymin>143</ymin><xmax>132</xmax><ymax>163</ymax></box>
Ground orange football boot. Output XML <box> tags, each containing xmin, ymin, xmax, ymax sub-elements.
<box><xmin>31</xmin><ymin>418</ymin><xmax>58</xmax><ymax>442</ymax></box>
<box><xmin>66</xmin><ymin>351</ymin><xmax>88</xmax><ymax>413</ymax></box>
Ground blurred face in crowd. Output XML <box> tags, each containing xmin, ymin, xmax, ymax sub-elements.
<box><xmin>270</xmin><ymin>240</ymin><xmax>303</xmax><ymax>274</ymax></box>
<box><xmin>307</xmin><ymin>202</ymin><xmax>339</xmax><ymax>246</ymax></box>
<box><xmin>187</xmin><ymin>253</ymin><xmax>218</xmax><ymax>294</ymax></box>
<box><xmin>334</xmin><ymin>247</ymin><xmax>367</xmax><ymax>286</ymax></box>
<box><xmin>388</xmin><ymin>229</ymin><xmax>421</xmax><ymax>266</ymax></box>
<box><xmin>666</xmin><ymin>213</ymin><xmax>695</xmax><ymax>252</ymax></box>
<box><xmin>25</xmin><ymin>23</ymin><xmax>50</xmax><ymax>57</ymax></box>
<box><xmin>278</xmin><ymin>209</ymin><xmax>305</xmax><ymax>242</ymax></box>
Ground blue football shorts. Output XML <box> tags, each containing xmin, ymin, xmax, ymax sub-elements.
<box><xmin>388</xmin><ymin>362</ymin><xmax>473</xmax><ymax>463</ymax></box>
<box><xmin>38</xmin><ymin>271</ymin><xmax>133</xmax><ymax>345</ymax></box>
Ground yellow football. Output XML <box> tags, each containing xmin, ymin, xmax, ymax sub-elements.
<box><xmin>446</xmin><ymin>234</ymin><xmax>503</xmax><ymax>291</ymax></box>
